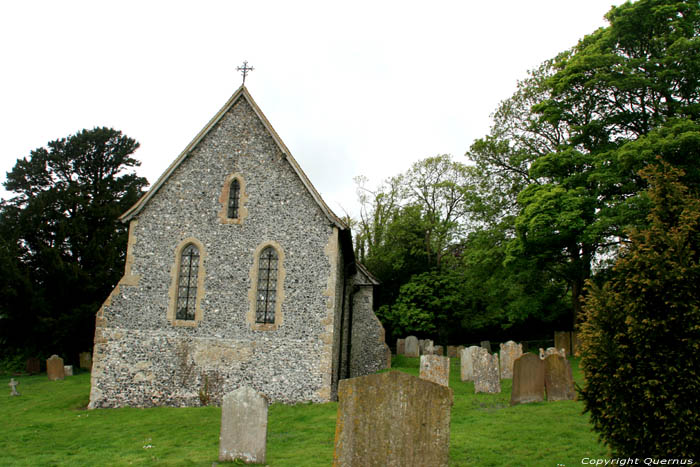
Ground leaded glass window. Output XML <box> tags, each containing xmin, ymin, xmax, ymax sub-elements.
<box><xmin>176</xmin><ymin>243</ymin><xmax>199</xmax><ymax>320</ymax></box>
<box><xmin>256</xmin><ymin>246</ymin><xmax>278</xmax><ymax>324</ymax></box>
<box><xmin>227</xmin><ymin>179</ymin><xmax>240</xmax><ymax>219</ymax></box>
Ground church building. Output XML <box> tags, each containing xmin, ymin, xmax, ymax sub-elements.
<box><xmin>88</xmin><ymin>85</ymin><xmax>390</xmax><ymax>408</ymax></box>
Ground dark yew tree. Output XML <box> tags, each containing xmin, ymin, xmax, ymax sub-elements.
<box><xmin>579</xmin><ymin>161</ymin><xmax>700</xmax><ymax>458</ymax></box>
<box><xmin>0</xmin><ymin>128</ymin><xmax>148</xmax><ymax>362</ymax></box>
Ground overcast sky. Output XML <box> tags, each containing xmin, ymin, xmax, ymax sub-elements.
<box><xmin>0</xmin><ymin>0</ymin><xmax>621</xmax><ymax>218</ymax></box>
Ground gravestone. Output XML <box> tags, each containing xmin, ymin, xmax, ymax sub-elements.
<box><xmin>46</xmin><ymin>355</ymin><xmax>65</xmax><ymax>381</ymax></box>
<box><xmin>473</xmin><ymin>352</ymin><xmax>501</xmax><ymax>394</ymax></box>
<box><xmin>460</xmin><ymin>346</ymin><xmax>484</xmax><ymax>381</ymax></box>
<box><xmin>480</xmin><ymin>340</ymin><xmax>492</xmax><ymax>353</ymax></box>
<box><xmin>219</xmin><ymin>386</ymin><xmax>268</xmax><ymax>463</ymax></box>
<box><xmin>79</xmin><ymin>352</ymin><xmax>92</xmax><ymax>370</ymax></box>
<box><xmin>26</xmin><ymin>357</ymin><xmax>40</xmax><ymax>375</ymax></box>
<box><xmin>422</xmin><ymin>339</ymin><xmax>434</xmax><ymax>355</ymax></box>
<box><xmin>510</xmin><ymin>353</ymin><xmax>544</xmax><ymax>405</ymax></box>
<box><xmin>539</xmin><ymin>348</ymin><xmax>545</xmax><ymax>360</ymax></box>
<box><xmin>396</xmin><ymin>339</ymin><xmax>406</xmax><ymax>356</ymax></box>
<box><xmin>554</xmin><ymin>331</ymin><xmax>572</xmax><ymax>357</ymax></box>
<box><xmin>333</xmin><ymin>371</ymin><xmax>453</xmax><ymax>467</ymax></box>
<box><xmin>404</xmin><ymin>336</ymin><xmax>419</xmax><ymax>357</ymax></box>
<box><xmin>544</xmin><ymin>354</ymin><xmax>576</xmax><ymax>401</ymax></box>
<box><xmin>433</xmin><ymin>345</ymin><xmax>444</xmax><ymax>356</ymax></box>
<box><xmin>544</xmin><ymin>347</ymin><xmax>566</xmax><ymax>358</ymax></box>
<box><xmin>499</xmin><ymin>340</ymin><xmax>523</xmax><ymax>379</ymax></box>
<box><xmin>9</xmin><ymin>378</ymin><xmax>20</xmax><ymax>396</ymax></box>
<box><xmin>419</xmin><ymin>355</ymin><xmax>450</xmax><ymax>386</ymax></box>
<box><xmin>64</xmin><ymin>365</ymin><xmax>73</xmax><ymax>377</ymax></box>
<box><xmin>446</xmin><ymin>346</ymin><xmax>464</xmax><ymax>358</ymax></box>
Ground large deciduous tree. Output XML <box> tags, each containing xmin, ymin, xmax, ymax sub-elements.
<box><xmin>0</xmin><ymin>127</ymin><xmax>148</xmax><ymax>361</ymax></box>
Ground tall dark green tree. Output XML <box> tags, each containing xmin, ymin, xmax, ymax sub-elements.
<box><xmin>0</xmin><ymin>127</ymin><xmax>148</xmax><ymax>361</ymax></box>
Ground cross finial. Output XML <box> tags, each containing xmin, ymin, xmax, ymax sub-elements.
<box><xmin>237</xmin><ymin>61</ymin><xmax>254</xmax><ymax>85</ymax></box>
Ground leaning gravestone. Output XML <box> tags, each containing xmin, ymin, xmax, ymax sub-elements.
<box><xmin>396</xmin><ymin>339</ymin><xmax>405</xmax><ymax>356</ymax></box>
<box><xmin>79</xmin><ymin>352</ymin><xmax>92</xmax><ymax>370</ymax></box>
<box><xmin>510</xmin><ymin>353</ymin><xmax>545</xmax><ymax>405</ymax></box>
<box><xmin>480</xmin><ymin>340</ymin><xmax>492</xmax><ymax>353</ymax></box>
<box><xmin>26</xmin><ymin>357</ymin><xmax>40</xmax><ymax>375</ymax></box>
<box><xmin>419</xmin><ymin>355</ymin><xmax>450</xmax><ymax>386</ymax></box>
<box><xmin>544</xmin><ymin>354</ymin><xmax>576</xmax><ymax>401</ymax></box>
<box><xmin>460</xmin><ymin>346</ymin><xmax>484</xmax><ymax>381</ymax></box>
<box><xmin>499</xmin><ymin>340</ymin><xmax>523</xmax><ymax>379</ymax></box>
<box><xmin>219</xmin><ymin>387</ymin><xmax>268</xmax><ymax>463</ymax></box>
<box><xmin>46</xmin><ymin>355</ymin><xmax>65</xmax><ymax>381</ymax></box>
<box><xmin>333</xmin><ymin>371</ymin><xmax>453</xmax><ymax>467</ymax></box>
<box><xmin>404</xmin><ymin>336</ymin><xmax>420</xmax><ymax>357</ymax></box>
<box><xmin>473</xmin><ymin>352</ymin><xmax>501</xmax><ymax>394</ymax></box>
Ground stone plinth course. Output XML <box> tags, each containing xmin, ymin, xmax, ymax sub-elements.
<box><xmin>26</xmin><ymin>357</ymin><xmax>40</xmax><ymax>375</ymax></box>
<box><xmin>544</xmin><ymin>354</ymin><xmax>576</xmax><ymax>401</ymax></box>
<box><xmin>404</xmin><ymin>336</ymin><xmax>419</xmax><ymax>357</ymax></box>
<box><xmin>473</xmin><ymin>352</ymin><xmax>501</xmax><ymax>394</ymax></box>
<box><xmin>499</xmin><ymin>340</ymin><xmax>523</xmax><ymax>379</ymax></box>
<box><xmin>460</xmin><ymin>346</ymin><xmax>484</xmax><ymax>381</ymax></box>
<box><xmin>219</xmin><ymin>386</ymin><xmax>269</xmax><ymax>463</ymax></box>
<box><xmin>419</xmin><ymin>355</ymin><xmax>450</xmax><ymax>386</ymax></box>
<box><xmin>396</xmin><ymin>339</ymin><xmax>405</xmax><ymax>356</ymax></box>
<box><xmin>46</xmin><ymin>355</ymin><xmax>65</xmax><ymax>381</ymax></box>
<box><xmin>510</xmin><ymin>353</ymin><xmax>545</xmax><ymax>405</ymax></box>
<box><xmin>333</xmin><ymin>371</ymin><xmax>453</xmax><ymax>467</ymax></box>
<box><xmin>79</xmin><ymin>352</ymin><xmax>92</xmax><ymax>370</ymax></box>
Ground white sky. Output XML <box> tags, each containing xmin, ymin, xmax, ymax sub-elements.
<box><xmin>0</xmin><ymin>0</ymin><xmax>620</xmax><ymax>218</ymax></box>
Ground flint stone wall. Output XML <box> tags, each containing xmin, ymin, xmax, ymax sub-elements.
<box><xmin>89</xmin><ymin>96</ymin><xmax>387</xmax><ymax>408</ymax></box>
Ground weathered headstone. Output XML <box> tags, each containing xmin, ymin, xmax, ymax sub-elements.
<box><xmin>396</xmin><ymin>339</ymin><xmax>406</xmax><ymax>356</ymax></box>
<box><xmin>423</xmin><ymin>339</ymin><xmax>435</xmax><ymax>355</ymax></box>
<box><xmin>419</xmin><ymin>355</ymin><xmax>450</xmax><ymax>386</ymax></box>
<box><xmin>25</xmin><ymin>357</ymin><xmax>40</xmax><ymax>375</ymax></box>
<box><xmin>219</xmin><ymin>386</ymin><xmax>268</xmax><ymax>463</ymax></box>
<box><xmin>404</xmin><ymin>336</ymin><xmax>419</xmax><ymax>357</ymax></box>
<box><xmin>473</xmin><ymin>352</ymin><xmax>501</xmax><ymax>394</ymax></box>
<box><xmin>333</xmin><ymin>371</ymin><xmax>453</xmax><ymax>467</ymax></box>
<box><xmin>9</xmin><ymin>378</ymin><xmax>20</xmax><ymax>396</ymax></box>
<box><xmin>544</xmin><ymin>354</ymin><xmax>576</xmax><ymax>401</ymax></box>
<box><xmin>499</xmin><ymin>340</ymin><xmax>523</xmax><ymax>379</ymax></box>
<box><xmin>46</xmin><ymin>355</ymin><xmax>65</xmax><ymax>381</ymax></box>
<box><xmin>64</xmin><ymin>365</ymin><xmax>73</xmax><ymax>377</ymax></box>
<box><xmin>433</xmin><ymin>345</ymin><xmax>444</xmax><ymax>356</ymax></box>
<box><xmin>480</xmin><ymin>340</ymin><xmax>492</xmax><ymax>353</ymax></box>
<box><xmin>510</xmin><ymin>353</ymin><xmax>544</xmax><ymax>405</ymax></box>
<box><xmin>554</xmin><ymin>331</ymin><xmax>572</xmax><ymax>357</ymax></box>
<box><xmin>460</xmin><ymin>346</ymin><xmax>484</xmax><ymax>381</ymax></box>
<box><xmin>446</xmin><ymin>346</ymin><xmax>463</xmax><ymax>358</ymax></box>
<box><xmin>79</xmin><ymin>352</ymin><xmax>92</xmax><ymax>370</ymax></box>
<box><xmin>544</xmin><ymin>347</ymin><xmax>566</xmax><ymax>358</ymax></box>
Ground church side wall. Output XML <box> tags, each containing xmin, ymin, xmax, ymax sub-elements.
<box><xmin>89</xmin><ymin>98</ymin><xmax>338</xmax><ymax>407</ymax></box>
<box><xmin>349</xmin><ymin>283</ymin><xmax>391</xmax><ymax>378</ymax></box>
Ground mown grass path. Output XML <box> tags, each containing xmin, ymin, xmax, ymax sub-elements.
<box><xmin>1</xmin><ymin>357</ymin><xmax>606</xmax><ymax>465</ymax></box>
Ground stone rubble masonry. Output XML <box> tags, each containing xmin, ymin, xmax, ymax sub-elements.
<box><xmin>219</xmin><ymin>387</ymin><xmax>268</xmax><ymax>463</ymax></box>
<box><xmin>473</xmin><ymin>352</ymin><xmax>501</xmax><ymax>394</ymax></box>
<box><xmin>544</xmin><ymin>354</ymin><xmax>576</xmax><ymax>401</ymax></box>
<box><xmin>419</xmin><ymin>355</ymin><xmax>450</xmax><ymax>386</ymax></box>
<box><xmin>499</xmin><ymin>340</ymin><xmax>523</xmax><ymax>379</ymax></box>
<box><xmin>47</xmin><ymin>355</ymin><xmax>65</xmax><ymax>381</ymax></box>
<box><xmin>88</xmin><ymin>91</ymin><xmax>388</xmax><ymax>409</ymax></box>
<box><xmin>404</xmin><ymin>336</ymin><xmax>419</xmax><ymax>357</ymax></box>
<box><xmin>510</xmin><ymin>353</ymin><xmax>545</xmax><ymax>405</ymax></box>
<box><xmin>333</xmin><ymin>371</ymin><xmax>453</xmax><ymax>467</ymax></box>
<box><xmin>460</xmin><ymin>346</ymin><xmax>483</xmax><ymax>381</ymax></box>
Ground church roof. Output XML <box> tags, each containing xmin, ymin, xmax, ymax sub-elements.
<box><xmin>120</xmin><ymin>85</ymin><xmax>347</xmax><ymax>231</ymax></box>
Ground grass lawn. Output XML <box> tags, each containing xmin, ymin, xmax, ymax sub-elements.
<box><xmin>1</xmin><ymin>357</ymin><xmax>607</xmax><ymax>466</ymax></box>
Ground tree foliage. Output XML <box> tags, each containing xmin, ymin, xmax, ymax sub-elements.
<box><xmin>0</xmin><ymin>128</ymin><xmax>147</xmax><ymax>361</ymax></box>
<box><xmin>579</xmin><ymin>161</ymin><xmax>700</xmax><ymax>457</ymax></box>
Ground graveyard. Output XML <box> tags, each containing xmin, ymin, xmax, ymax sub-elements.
<box><xmin>2</xmin><ymin>353</ymin><xmax>607</xmax><ymax>466</ymax></box>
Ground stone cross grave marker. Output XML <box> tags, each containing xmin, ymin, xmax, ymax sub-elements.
<box><xmin>480</xmin><ymin>340</ymin><xmax>492</xmax><ymax>353</ymax></box>
<box><xmin>333</xmin><ymin>371</ymin><xmax>453</xmax><ymax>467</ymax></box>
<box><xmin>404</xmin><ymin>336</ymin><xmax>419</xmax><ymax>357</ymax></box>
<box><xmin>79</xmin><ymin>352</ymin><xmax>92</xmax><ymax>370</ymax></box>
<box><xmin>396</xmin><ymin>339</ymin><xmax>405</xmax><ymax>356</ymax></box>
<box><xmin>9</xmin><ymin>378</ymin><xmax>20</xmax><ymax>396</ymax></box>
<box><xmin>419</xmin><ymin>355</ymin><xmax>450</xmax><ymax>386</ymax></box>
<box><xmin>499</xmin><ymin>340</ymin><xmax>523</xmax><ymax>379</ymax></box>
<box><xmin>46</xmin><ymin>355</ymin><xmax>65</xmax><ymax>381</ymax></box>
<box><xmin>544</xmin><ymin>354</ymin><xmax>576</xmax><ymax>401</ymax></box>
<box><xmin>510</xmin><ymin>353</ymin><xmax>545</xmax><ymax>405</ymax></box>
<box><xmin>460</xmin><ymin>346</ymin><xmax>483</xmax><ymax>381</ymax></box>
<box><xmin>473</xmin><ymin>352</ymin><xmax>501</xmax><ymax>394</ymax></box>
<box><xmin>219</xmin><ymin>386</ymin><xmax>268</xmax><ymax>463</ymax></box>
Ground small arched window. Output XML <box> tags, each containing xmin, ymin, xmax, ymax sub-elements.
<box><xmin>256</xmin><ymin>246</ymin><xmax>278</xmax><ymax>324</ymax></box>
<box><xmin>176</xmin><ymin>243</ymin><xmax>200</xmax><ymax>320</ymax></box>
<box><xmin>227</xmin><ymin>179</ymin><xmax>240</xmax><ymax>219</ymax></box>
